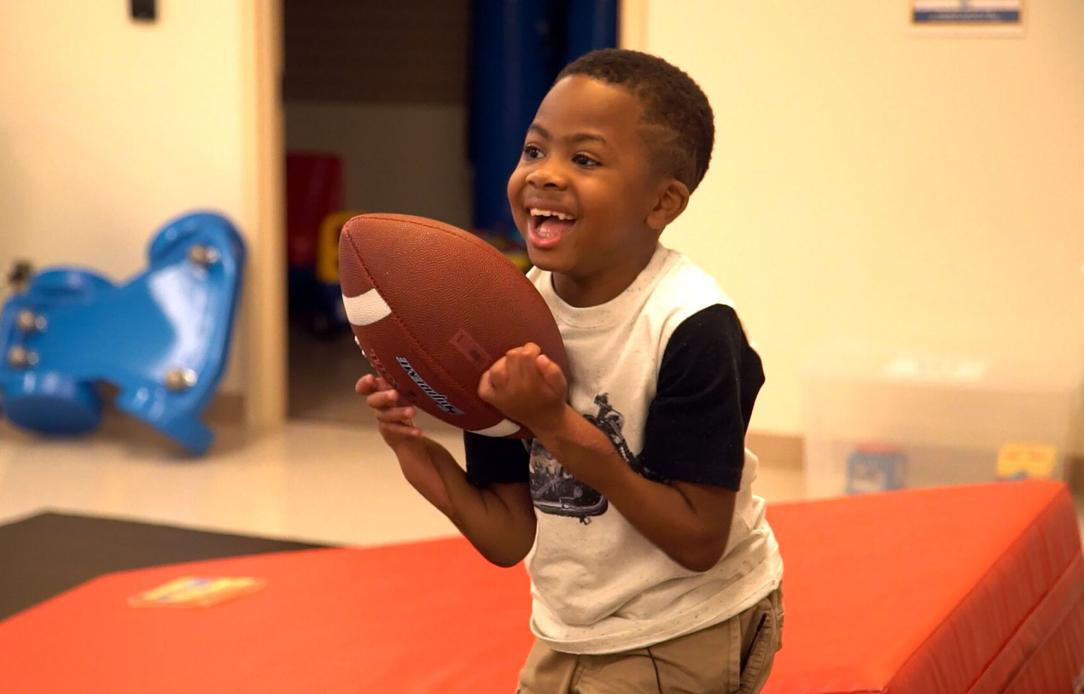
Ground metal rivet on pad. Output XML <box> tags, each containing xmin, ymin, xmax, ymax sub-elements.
<box><xmin>7</xmin><ymin>346</ymin><xmax>38</xmax><ymax>368</ymax></box>
<box><xmin>16</xmin><ymin>310</ymin><xmax>45</xmax><ymax>333</ymax></box>
<box><xmin>164</xmin><ymin>367</ymin><xmax>198</xmax><ymax>391</ymax></box>
<box><xmin>188</xmin><ymin>245</ymin><xmax>220</xmax><ymax>266</ymax></box>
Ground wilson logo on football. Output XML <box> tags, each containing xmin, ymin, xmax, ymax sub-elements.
<box><xmin>395</xmin><ymin>357</ymin><xmax>464</xmax><ymax>416</ymax></box>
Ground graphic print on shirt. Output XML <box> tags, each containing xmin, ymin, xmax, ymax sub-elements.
<box><xmin>529</xmin><ymin>394</ymin><xmax>637</xmax><ymax>524</ymax></box>
<box><xmin>584</xmin><ymin>393</ymin><xmax>637</xmax><ymax>467</ymax></box>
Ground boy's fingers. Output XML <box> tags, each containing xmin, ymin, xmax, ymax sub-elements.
<box><xmin>537</xmin><ymin>353</ymin><xmax>557</xmax><ymax>375</ymax></box>
<box><xmin>538</xmin><ymin>355</ymin><xmax>567</xmax><ymax>393</ymax></box>
<box><xmin>478</xmin><ymin>371</ymin><xmax>493</xmax><ymax>400</ymax></box>
<box><xmin>485</xmin><ymin>358</ymin><xmax>508</xmax><ymax>389</ymax></box>
<box><xmin>538</xmin><ymin>354</ymin><xmax>563</xmax><ymax>376</ymax></box>
<box><xmin>366</xmin><ymin>389</ymin><xmax>400</xmax><ymax>409</ymax></box>
<box><xmin>506</xmin><ymin>343</ymin><xmax>540</xmax><ymax>366</ymax></box>
<box><xmin>359</xmin><ymin>374</ymin><xmax>401</xmax><ymax>397</ymax></box>
<box><xmin>379</xmin><ymin>421</ymin><xmax>422</xmax><ymax>439</ymax></box>
<box><xmin>376</xmin><ymin>406</ymin><xmax>415</xmax><ymax>423</ymax></box>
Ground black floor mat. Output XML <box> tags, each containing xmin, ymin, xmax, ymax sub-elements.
<box><xmin>0</xmin><ymin>511</ymin><xmax>326</xmax><ymax>621</ymax></box>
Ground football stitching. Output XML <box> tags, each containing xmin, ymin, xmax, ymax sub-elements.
<box><xmin>343</xmin><ymin>223</ymin><xmax>517</xmax><ymax>433</ymax></box>
<box><xmin>365</xmin><ymin>214</ymin><xmax>512</xmax><ymax>266</ymax></box>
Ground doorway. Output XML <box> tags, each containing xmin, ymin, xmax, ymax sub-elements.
<box><xmin>278</xmin><ymin>1</ymin><xmax>618</xmax><ymax>426</ymax></box>
<box><xmin>282</xmin><ymin>0</ymin><xmax>474</xmax><ymax>424</ymax></box>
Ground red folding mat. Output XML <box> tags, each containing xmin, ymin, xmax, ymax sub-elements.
<box><xmin>0</xmin><ymin>481</ymin><xmax>1079</xmax><ymax>693</ymax></box>
<box><xmin>762</xmin><ymin>480</ymin><xmax>1083</xmax><ymax>694</ymax></box>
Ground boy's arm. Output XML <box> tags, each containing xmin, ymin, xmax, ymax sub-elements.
<box><xmin>537</xmin><ymin>406</ymin><xmax>734</xmax><ymax>572</ymax></box>
<box><xmin>479</xmin><ymin>345</ymin><xmax>735</xmax><ymax>572</ymax></box>
<box><xmin>413</xmin><ymin>438</ymin><xmax>536</xmax><ymax>567</ymax></box>
<box><xmin>482</xmin><ymin>306</ymin><xmax>763</xmax><ymax>571</ymax></box>
<box><xmin>358</xmin><ymin>375</ymin><xmax>535</xmax><ymax>567</ymax></box>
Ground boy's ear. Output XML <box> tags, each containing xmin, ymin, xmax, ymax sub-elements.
<box><xmin>646</xmin><ymin>178</ymin><xmax>690</xmax><ymax>232</ymax></box>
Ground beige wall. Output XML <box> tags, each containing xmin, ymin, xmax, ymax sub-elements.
<box><xmin>6</xmin><ymin>2</ymin><xmax>1082</xmax><ymax>444</ymax></box>
<box><xmin>633</xmin><ymin>1</ymin><xmax>1084</xmax><ymax>439</ymax></box>
<box><xmin>0</xmin><ymin>1</ymin><xmax>273</xmax><ymax>398</ymax></box>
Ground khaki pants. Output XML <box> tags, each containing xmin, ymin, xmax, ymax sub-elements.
<box><xmin>516</xmin><ymin>587</ymin><xmax>783</xmax><ymax>694</ymax></box>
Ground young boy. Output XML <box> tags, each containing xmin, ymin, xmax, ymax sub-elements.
<box><xmin>357</xmin><ymin>48</ymin><xmax>783</xmax><ymax>693</ymax></box>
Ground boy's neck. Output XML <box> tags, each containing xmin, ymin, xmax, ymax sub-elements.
<box><xmin>551</xmin><ymin>244</ymin><xmax>659</xmax><ymax>308</ymax></box>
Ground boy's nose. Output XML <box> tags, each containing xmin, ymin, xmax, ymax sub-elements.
<box><xmin>525</xmin><ymin>166</ymin><xmax>567</xmax><ymax>190</ymax></box>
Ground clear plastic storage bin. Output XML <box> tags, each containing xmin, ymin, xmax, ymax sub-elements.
<box><xmin>801</xmin><ymin>345</ymin><xmax>1081</xmax><ymax>498</ymax></box>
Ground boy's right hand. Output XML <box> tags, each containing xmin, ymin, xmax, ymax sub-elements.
<box><xmin>356</xmin><ymin>373</ymin><xmax>456</xmax><ymax>517</ymax></box>
<box><xmin>355</xmin><ymin>374</ymin><xmax>423</xmax><ymax>448</ymax></box>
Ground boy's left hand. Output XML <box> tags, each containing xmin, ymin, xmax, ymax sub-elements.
<box><xmin>478</xmin><ymin>342</ymin><xmax>568</xmax><ymax>434</ymax></box>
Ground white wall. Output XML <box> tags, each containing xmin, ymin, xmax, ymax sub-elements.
<box><xmin>0</xmin><ymin>1</ymin><xmax>262</xmax><ymax>395</ymax></box>
<box><xmin>636</xmin><ymin>1</ymin><xmax>1084</xmax><ymax>440</ymax></box>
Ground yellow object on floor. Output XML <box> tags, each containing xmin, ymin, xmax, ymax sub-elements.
<box><xmin>997</xmin><ymin>443</ymin><xmax>1057</xmax><ymax>480</ymax></box>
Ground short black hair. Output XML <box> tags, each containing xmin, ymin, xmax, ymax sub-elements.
<box><xmin>557</xmin><ymin>49</ymin><xmax>714</xmax><ymax>192</ymax></box>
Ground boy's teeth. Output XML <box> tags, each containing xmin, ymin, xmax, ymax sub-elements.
<box><xmin>536</xmin><ymin>224</ymin><xmax>559</xmax><ymax>240</ymax></box>
<box><xmin>529</xmin><ymin>208</ymin><xmax>574</xmax><ymax>221</ymax></box>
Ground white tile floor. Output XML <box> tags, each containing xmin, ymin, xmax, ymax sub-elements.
<box><xmin>0</xmin><ymin>411</ymin><xmax>808</xmax><ymax>548</ymax></box>
<box><xmin>1</xmin><ymin>412</ymin><xmax>1080</xmax><ymax>547</ymax></box>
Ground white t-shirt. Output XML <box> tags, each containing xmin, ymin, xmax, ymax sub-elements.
<box><xmin>464</xmin><ymin>244</ymin><xmax>783</xmax><ymax>654</ymax></box>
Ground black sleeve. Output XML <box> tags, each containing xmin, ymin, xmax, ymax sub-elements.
<box><xmin>637</xmin><ymin>304</ymin><xmax>765</xmax><ymax>491</ymax></box>
<box><xmin>463</xmin><ymin>432</ymin><xmax>531</xmax><ymax>488</ymax></box>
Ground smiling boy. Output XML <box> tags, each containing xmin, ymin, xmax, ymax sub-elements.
<box><xmin>358</xmin><ymin>49</ymin><xmax>783</xmax><ymax>693</ymax></box>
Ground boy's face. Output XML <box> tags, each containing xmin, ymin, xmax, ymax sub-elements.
<box><xmin>507</xmin><ymin>75</ymin><xmax>667</xmax><ymax>305</ymax></box>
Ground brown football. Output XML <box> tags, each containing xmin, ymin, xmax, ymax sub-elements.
<box><xmin>339</xmin><ymin>213</ymin><xmax>567</xmax><ymax>438</ymax></box>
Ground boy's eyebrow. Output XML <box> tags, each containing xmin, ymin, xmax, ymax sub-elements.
<box><xmin>527</xmin><ymin>124</ymin><xmax>552</xmax><ymax>139</ymax></box>
<box><xmin>527</xmin><ymin>123</ymin><xmax>608</xmax><ymax>147</ymax></box>
<box><xmin>568</xmin><ymin>132</ymin><xmax>608</xmax><ymax>146</ymax></box>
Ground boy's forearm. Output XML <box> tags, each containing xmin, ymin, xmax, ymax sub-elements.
<box><xmin>408</xmin><ymin>439</ymin><xmax>536</xmax><ymax>567</ymax></box>
<box><xmin>533</xmin><ymin>407</ymin><xmax>732</xmax><ymax>572</ymax></box>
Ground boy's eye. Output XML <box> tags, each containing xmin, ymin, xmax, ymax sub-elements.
<box><xmin>523</xmin><ymin>144</ymin><xmax>543</xmax><ymax>160</ymax></box>
<box><xmin>573</xmin><ymin>153</ymin><xmax>600</xmax><ymax>168</ymax></box>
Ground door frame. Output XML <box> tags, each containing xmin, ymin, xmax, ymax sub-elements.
<box><xmin>240</xmin><ymin>0</ymin><xmax>286</xmax><ymax>429</ymax></box>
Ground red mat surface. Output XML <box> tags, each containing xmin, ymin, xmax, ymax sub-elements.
<box><xmin>0</xmin><ymin>481</ymin><xmax>1080</xmax><ymax>693</ymax></box>
<box><xmin>762</xmin><ymin>480</ymin><xmax>1083</xmax><ymax>694</ymax></box>
<box><xmin>0</xmin><ymin>538</ymin><xmax>532</xmax><ymax>693</ymax></box>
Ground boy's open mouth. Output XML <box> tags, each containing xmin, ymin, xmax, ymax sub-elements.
<box><xmin>527</xmin><ymin>208</ymin><xmax>577</xmax><ymax>248</ymax></box>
